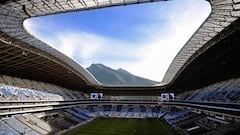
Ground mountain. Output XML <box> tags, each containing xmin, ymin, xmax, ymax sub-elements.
<box><xmin>86</xmin><ymin>64</ymin><xmax>159</xmax><ymax>85</ymax></box>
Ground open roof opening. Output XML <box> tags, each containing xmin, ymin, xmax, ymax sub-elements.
<box><xmin>24</xmin><ymin>0</ymin><xmax>211</xmax><ymax>83</ymax></box>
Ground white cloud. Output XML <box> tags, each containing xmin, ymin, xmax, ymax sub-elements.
<box><xmin>24</xmin><ymin>0</ymin><xmax>211</xmax><ymax>82</ymax></box>
<box><xmin>23</xmin><ymin>21</ymin><xmax>139</xmax><ymax>66</ymax></box>
<box><xmin>120</xmin><ymin>0</ymin><xmax>211</xmax><ymax>81</ymax></box>
<box><xmin>55</xmin><ymin>32</ymin><xmax>102</xmax><ymax>59</ymax></box>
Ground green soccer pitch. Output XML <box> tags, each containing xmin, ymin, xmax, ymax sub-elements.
<box><xmin>64</xmin><ymin>118</ymin><xmax>172</xmax><ymax>135</ymax></box>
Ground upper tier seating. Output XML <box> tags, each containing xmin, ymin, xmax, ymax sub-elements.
<box><xmin>178</xmin><ymin>78</ymin><xmax>240</xmax><ymax>103</ymax></box>
<box><xmin>0</xmin><ymin>75</ymin><xmax>85</xmax><ymax>101</ymax></box>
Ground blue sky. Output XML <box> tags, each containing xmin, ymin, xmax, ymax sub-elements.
<box><xmin>24</xmin><ymin>0</ymin><xmax>211</xmax><ymax>82</ymax></box>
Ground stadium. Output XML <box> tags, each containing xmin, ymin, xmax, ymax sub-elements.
<box><xmin>0</xmin><ymin>0</ymin><xmax>240</xmax><ymax>134</ymax></box>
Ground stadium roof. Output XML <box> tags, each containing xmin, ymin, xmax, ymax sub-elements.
<box><xmin>0</xmin><ymin>0</ymin><xmax>240</xmax><ymax>94</ymax></box>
